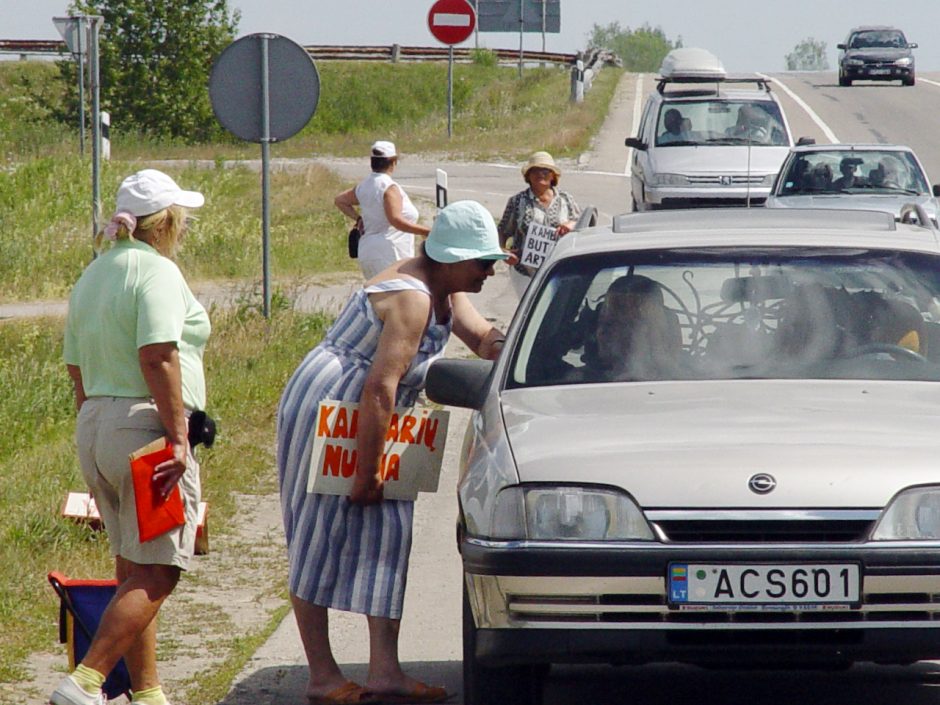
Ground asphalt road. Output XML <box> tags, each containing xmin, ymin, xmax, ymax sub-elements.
<box><xmin>219</xmin><ymin>70</ymin><xmax>940</xmax><ymax>705</ymax></box>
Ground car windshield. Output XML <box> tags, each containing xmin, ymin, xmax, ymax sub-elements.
<box><xmin>777</xmin><ymin>150</ymin><xmax>929</xmax><ymax>195</ymax></box>
<box><xmin>849</xmin><ymin>30</ymin><xmax>907</xmax><ymax>49</ymax></box>
<box><xmin>508</xmin><ymin>248</ymin><xmax>940</xmax><ymax>387</ymax></box>
<box><xmin>655</xmin><ymin>99</ymin><xmax>788</xmax><ymax>147</ymax></box>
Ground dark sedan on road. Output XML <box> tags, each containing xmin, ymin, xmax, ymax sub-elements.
<box><xmin>838</xmin><ymin>26</ymin><xmax>917</xmax><ymax>86</ymax></box>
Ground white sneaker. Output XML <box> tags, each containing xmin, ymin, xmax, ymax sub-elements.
<box><xmin>48</xmin><ymin>675</ymin><xmax>106</xmax><ymax>705</ymax></box>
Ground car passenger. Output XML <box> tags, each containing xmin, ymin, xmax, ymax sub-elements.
<box><xmin>806</xmin><ymin>163</ymin><xmax>833</xmax><ymax>191</ymax></box>
<box><xmin>575</xmin><ymin>275</ymin><xmax>682</xmax><ymax>382</ymax></box>
<box><xmin>659</xmin><ymin>108</ymin><xmax>693</xmax><ymax>144</ymax></box>
<box><xmin>832</xmin><ymin>157</ymin><xmax>865</xmax><ymax>190</ymax></box>
<box><xmin>869</xmin><ymin>160</ymin><xmax>903</xmax><ymax>189</ymax></box>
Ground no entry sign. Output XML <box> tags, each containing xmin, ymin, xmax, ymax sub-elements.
<box><xmin>427</xmin><ymin>0</ymin><xmax>476</xmax><ymax>45</ymax></box>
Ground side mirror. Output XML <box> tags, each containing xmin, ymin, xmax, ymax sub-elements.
<box><xmin>425</xmin><ymin>359</ymin><xmax>494</xmax><ymax>410</ymax></box>
<box><xmin>796</xmin><ymin>136</ymin><xmax>816</xmax><ymax>146</ymax></box>
<box><xmin>837</xmin><ymin>43</ymin><xmax>846</xmax><ymax>50</ymax></box>
<box><xmin>574</xmin><ymin>206</ymin><xmax>598</xmax><ymax>230</ymax></box>
<box><xmin>625</xmin><ymin>137</ymin><xmax>647</xmax><ymax>151</ymax></box>
<box><xmin>909</xmin><ymin>42</ymin><xmax>919</xmax><ymax>49</ymax></box>
<box><xmin>932</xmin><ymin>184</ymin><xmax>940</xmax><ymax>198</ymax></box>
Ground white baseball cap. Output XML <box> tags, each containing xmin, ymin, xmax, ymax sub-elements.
<box><xmin>115</xmin><ymin>169</ymin><xmax>205</xmax><ymax>216</ymax></box>
<box><xmin>371</xmin><ymin>140</ymin><xmax>397</xmax><ymax>158</ymax></box>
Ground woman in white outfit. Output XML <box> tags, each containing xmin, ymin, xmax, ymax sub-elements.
<box><xmin>335</xmin><ymin>141</ymin><xmax>431</xmax><ymax>279</ymax></box>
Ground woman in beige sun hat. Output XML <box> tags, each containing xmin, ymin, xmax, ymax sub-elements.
<box><xmin>497</xmin><ymin>150</ymin><xmax>581</xmax><ymax>297</ymax></box>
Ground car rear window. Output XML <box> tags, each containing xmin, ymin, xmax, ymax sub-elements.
<box><xmin>508</xmin><ymin>248</ymin><xmax>940</xmax><ymax>387</ymax></box>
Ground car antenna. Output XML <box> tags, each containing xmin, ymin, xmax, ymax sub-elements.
<box><xmin>745</xmin><ymin>115</ymin><xmax>753</xmax><ymax>208</ymax></box>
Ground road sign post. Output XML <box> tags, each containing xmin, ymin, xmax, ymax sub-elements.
<box><xmin>209</xmin><ymin>34</ymin><xmax>320</xmax><ymax>318</ymax></box>
<box><xmin>427</xmin><ymin>0</ymin><xmax>476</xmax><ymax>138</ymax></box>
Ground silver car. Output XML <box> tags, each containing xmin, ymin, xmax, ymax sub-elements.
<box><xmin>428</xmin><ymin>208</ymin><xmax>940</xmax><ymax>705</ymax></box>
<box><xmin>625</xmin><ymin>48</ymin><xmax>797</xmax><ymax>211</ymax></box>
<box><xmin>766</xmin><ymin>144</ymin><xmax>940</xmax><ymax>224</ymax></box>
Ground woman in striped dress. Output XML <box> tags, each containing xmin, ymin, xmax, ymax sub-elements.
<box><xmin>277</xmin><ymin>201</ymin><xmax>508</xmax><ymax>705</ymax></box>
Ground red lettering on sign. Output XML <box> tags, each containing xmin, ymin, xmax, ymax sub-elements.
<box><xmin>317</xmin><ymin>405</ymin><xmax>335</xmax><ymax>437</ymax></box>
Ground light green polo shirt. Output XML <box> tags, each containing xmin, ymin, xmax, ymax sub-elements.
<box><xmin>63</xmin><ymin>239</ymin><xmax>210</xmax><ymax>409</ymax></box>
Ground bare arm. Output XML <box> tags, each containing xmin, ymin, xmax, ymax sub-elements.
<box><xmin>351</xmin><ymin>290</ymin><xmax>431</xmax><ymax>504</ymax></box>
<box><xmin>334</xmin><ymin>188</ymin><xmax>360</xmax><ymax>221</ymax></box>
<box><xmin>452</xmin><ymin>292</ymin><xmax>506</xmax><ymax>360</ymax></box>
<box><xmin>384</xmin><ymin>185</ymin><xmax>431</xmax><ymax>236</ymax></box>
<box><xmin>139</xmin><ymin>342</ymin><xmax>189</xmax><ymax>499</ymax></box>
<box><xmin>66</xmin><ymin>364</ymin><xmax>87</xmax><ymax>411</ymax></box>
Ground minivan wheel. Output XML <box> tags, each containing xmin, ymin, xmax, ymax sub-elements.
<box><xmin>463</xmin><ymin>583</ymin><xmax>544</xmax><ymax>705</ymax></box>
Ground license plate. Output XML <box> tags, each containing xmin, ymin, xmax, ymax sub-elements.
<box><xmin>868</xmin><ymin>69</ymin><xmax>891</xmax><ymax>75</ymax></box>
<box><xmin>668</xmin><ymin>563</ymin><xmax>860</xmax><ymax>607</ymax></box>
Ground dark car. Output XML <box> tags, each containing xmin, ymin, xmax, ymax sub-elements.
<box><xmin>838</xmin><ymin>26</ymin><xmax>917</xmax><ymax>86</ymax></box>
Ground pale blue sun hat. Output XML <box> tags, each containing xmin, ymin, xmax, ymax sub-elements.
<box><xmin>424</xmin><ymin>200</ymin><xmax>509</xmax><ymax>264</ymax></box>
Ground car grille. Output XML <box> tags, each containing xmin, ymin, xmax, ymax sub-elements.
<box><xmin>687</xmin><ymin>175</ymin><xmax>765</xmax><ymax>185</ymax></box>
<box><xmin>507</xmin><ymin>591</ymin><xmax>940</xmax><ymax>626</ymax></box>
<box><xmin>653</xmin><ymin>518</ymin><xmax>875</xmax><ymax>543</ymax></box>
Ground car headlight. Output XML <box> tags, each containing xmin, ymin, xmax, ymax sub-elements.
<box><xmin>870</xmin><ymin>487</ymin><xmax>940</xmax><ymax>540</ymax></box>
<box><xmin>895</xmin><ymin>57</ymin><xmax>913</xmax><ymax>67</ymax></box>
<box><xmin>845</xmin><ymin>59</ymin><xmax>864</xmax><ymax>66</ymax></box>
<box><xmin>652</xmin><ymin>173</ymin><xmax>690</xmax><ymax>187</ymax></box>
<box><xmin>490</xmin><ymin>485</ymin><xmax>655</xmax><ymax>541</ymax></box>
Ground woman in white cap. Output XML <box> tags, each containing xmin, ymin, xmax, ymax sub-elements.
<box><xmin>277</xmin><ymin>201</ymin><xmax>508</xmax><ymax>705</ymax></box>
<box><xmin>497</xmin><ymin>150</ymin><xmax>581</xmax><ymax>296</ymax></box>
<box><xmin>335</xmin><ymin>140</ymin><xmax>431</xmax><ymax>279</ymax></box>
<box><xmin>51</xmin><ymin>169</ymin><xmax>209</xmax><ymax>705</ymax></box>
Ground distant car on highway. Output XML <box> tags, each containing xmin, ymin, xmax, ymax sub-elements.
<box><xmin>838</xmin><ymin>26</ymin><xmax>917</xmax><ymax>86</ymax></box>
<box><xmin>766</xmin><ymin>144</ymin><xmax>940</xmax><ymax>224</ymax></box>
<box><xmin>429</xmin><ymin>208</ymin><xmax>940</xmax><ymax>704</ymax></box>
<box><xmin>625</xmin><ymin>48</ymin><xmax>800</xmax><ymax>211</ymax></box>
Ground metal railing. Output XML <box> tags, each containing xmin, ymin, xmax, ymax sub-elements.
<box><xmin>0</xmin><ymin>39</ymin><xmax>577</xmax><ymax>66</ymax></box>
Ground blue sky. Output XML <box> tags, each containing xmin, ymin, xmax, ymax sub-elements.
<box><xmin>7</xmin><ymin>0</ymin><xmax>940</xmax><ymax>72</ymax></box>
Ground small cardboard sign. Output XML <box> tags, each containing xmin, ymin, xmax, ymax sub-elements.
<box><xmin>519</xmin><ymin>221</ymin><xmax>558</xmax><ymax>270</ymax></box>
<box><xmin>307</xmin><ymin>401</ymin><xmax>450</xmax><ymax>500</ymax></box>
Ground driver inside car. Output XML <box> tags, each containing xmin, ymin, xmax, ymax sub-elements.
<box><xmin>571</xmin><ymin>275</ymin><xmax>682</xmax><ymax>382</ymax></box>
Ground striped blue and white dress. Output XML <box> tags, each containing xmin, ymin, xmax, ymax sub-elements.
<box><xmin>276</xmin><ymin>277</ymin><xmax>452</xmax><ymax>618</ymax></box>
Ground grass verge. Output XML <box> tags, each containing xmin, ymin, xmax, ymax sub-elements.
<box><xmin>0</xmin><ymin>305</ymin><xmax>331</xmax><ymax>687</ymax></box>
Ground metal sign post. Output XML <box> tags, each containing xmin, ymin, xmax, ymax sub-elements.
<box><xmin>53</xmin><ymin>16</ymin><xmax>88</xmax><ymax>156</ymax></box>
<box><xmin>209</xmin><ymin>33</ymin><xmax>320</xmax><ymax>318</ymax></box>
<box><xmin>427</xmin><ymin>0</ymin><xmax>476</xmax><ymax>138</ymax></box>
<box><xmin>89</xmin><ymin>16</ymin><xmax>102</xmax><ymax>246</ymax></box>
<box><xmin>436</xmin><ymin>169</ymin><xmax>448</xmax><ymax>209</ymax></box>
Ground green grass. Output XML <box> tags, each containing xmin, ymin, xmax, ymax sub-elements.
<box><xmin>0</xmin><ymin>306</ymin><xmax>331</xmax><ymax>684</ymax></box>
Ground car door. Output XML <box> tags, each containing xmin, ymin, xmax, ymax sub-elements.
<box><xmin>630</xmin><ymin>98</ymin><xmax>655</xmax><ymax>210</ymax></box>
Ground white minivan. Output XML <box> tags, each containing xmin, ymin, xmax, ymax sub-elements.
<box><xmin>626</xmin><ymin>48</ymin><xmax>800</xmax><ymax>211</ymax></box>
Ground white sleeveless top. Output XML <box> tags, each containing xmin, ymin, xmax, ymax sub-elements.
<box><xmin>355</xmin><ymin>172</ymin><xmax>418</xmax><ymax>275</ymax></box>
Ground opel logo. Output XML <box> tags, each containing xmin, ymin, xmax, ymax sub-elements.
<box><xmin>719</xmin><ymin>175</ymin><xmax>733</xmax><ymax>186</ymax></box>
<box><xmin>748</xmin><ymin>473</ymin><xmax>776</xmax><ymax>494</ymax></box>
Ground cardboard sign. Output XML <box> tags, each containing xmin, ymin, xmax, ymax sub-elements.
<box><xmin>307</xmin><ymin>401</ymin><xmax>450</xmax><ymax>500</ymax></box>
<box><xmin>520</xmin><ymin>221</ymin><xmax>558</xmax><ymax>270</ymax></box>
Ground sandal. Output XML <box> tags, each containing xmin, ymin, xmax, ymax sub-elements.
<box><xmin>308</xmin><ymin>681</ymin><xmax>379</xmax><ymax>705</ymax></box>
<box><xmin>370</xmin><ymin>681</ymin><xmax>450</xmax><ymax>704</ymax></box>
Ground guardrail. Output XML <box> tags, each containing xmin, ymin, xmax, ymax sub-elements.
<box><xmin>0</xmin><ymin>39</ymin><xmax>577</xmax><ymax>66</ymax></box>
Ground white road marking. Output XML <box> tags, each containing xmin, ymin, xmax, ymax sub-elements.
<box><xmin>757</xmin><ymin>73</ymin><xmax>839</xmax><ymax>144</ymax></box>
<box><xmin>918</xmin><ymin>77</ymin><xmax>940</xmax><ymax>89</ymax></box>
<box><xmin>627</xmin><ymin>74</ymin><xmax>644</xmax><ymax>174</ymax></box>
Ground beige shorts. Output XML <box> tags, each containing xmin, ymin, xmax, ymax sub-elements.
<box><xmin>76</xmin><ymin>397</ymin><xmax>201</xmax><ymax>570</ymax></box>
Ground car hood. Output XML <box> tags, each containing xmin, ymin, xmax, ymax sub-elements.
<box><xmin>500</xmin><ymin>381</ymin><xmax>940</xmax><ymax>508</ymax></box>
<box><xmin>765</xmin><ymin>193</ymin><xmax>938</xmax><ymax>219</ymax></box>
<box><xmin>844</xmin><ymin>48</ymin><xmax>911</xmax><ymax>61</ymax></box>
<box><xmin>652</xmin><ymin>146</ymin><xmax>790</xmax><ymax>176</ymax></box>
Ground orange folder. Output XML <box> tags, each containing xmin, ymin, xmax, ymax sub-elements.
<box><xmin>129</xmin><ymin>438</ymin><xmax>185</xmax><ymax>543</ymax></box>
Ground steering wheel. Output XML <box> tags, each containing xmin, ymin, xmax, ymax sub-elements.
<box><xmin>848</xmin><ymin>342</ymin><xmax>928</xmax><ymax>363</ymax></box>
